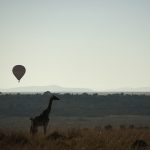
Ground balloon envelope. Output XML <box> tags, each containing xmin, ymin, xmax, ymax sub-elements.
<box><xmin>12</xmin><ymin>65</ymin><xmax>26</xmax><ymax>82</ymax></box>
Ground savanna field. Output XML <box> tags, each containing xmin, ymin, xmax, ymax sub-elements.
<box><xmin>0</xmin><ymin>127</ymin><xmax>150</xmax><ymax>150</ymax></box>
<box><xmin>0</xmin><ymin>93</ymin><xmax>150</xmax><ymax>150</ymax></box>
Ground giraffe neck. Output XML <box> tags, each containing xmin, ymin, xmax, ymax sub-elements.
<box><xmin>46</xmin><ymin>98</ymin><xmax>53</xmax><ymax>115</ymax></box>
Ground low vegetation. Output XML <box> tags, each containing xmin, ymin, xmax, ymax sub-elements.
<box><xmin>0</xmin><ymin>127</ymin><xmax>149</xmax><ymax>150</ymax></box>
<box><xmin>1</xmin><ymin>93</ymin><xmax>150</xmax><ymax>118</ymax></box>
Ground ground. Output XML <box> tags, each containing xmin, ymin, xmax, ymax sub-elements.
<box><xmin>0</xmin><ymin>127</ymin><xmax>150</xmax><ymax>150</ymax></box>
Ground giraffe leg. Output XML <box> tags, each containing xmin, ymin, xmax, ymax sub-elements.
<box><xmin>30</xmin><ymin>121</ymin><xmax>34</xmax><ymax>135</ymax></box>
<box><xmin>30</xmin><ymin>126</ymin><xmax>33</xmax><ymax>135</ymax></box>
<box><xmin>43</xmin><ymin>125</ymin><xmax>46</xmax><ymax>135</ymax></box>
<box><xmin>30</xmin><ymin>118</ymin><xmax>35</xmax><ymax>135</ymax></box>
<box><xmin>30</xmin><ymin>125</ymin><xmax>38</xmax><ymax>136</ymax></box>
<box><xmin>34</xmin><ymin>127</ymin><xmax>38</xmax><ymax>135</ymax></box>
<box><xmin>43</xmin><ymin>124</ymin><xmax>48</xmax><ymax>135</ymax></box>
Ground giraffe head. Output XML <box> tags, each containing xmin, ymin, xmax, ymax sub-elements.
<box><xmin>51</xmin><ymin>95</ymin><xmax>60</xmax><ymax>100</ymax></box>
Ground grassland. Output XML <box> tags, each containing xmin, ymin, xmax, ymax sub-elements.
<box><xmin>0</xmin><ymin>127</ymin><xmax>149</xmax><ymax>150</ymax></box>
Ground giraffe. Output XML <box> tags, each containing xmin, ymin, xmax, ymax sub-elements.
<box><xmin>30</xmin><ymin>95</ymin><xmax>60</xmax><ymax>135</ymax></box>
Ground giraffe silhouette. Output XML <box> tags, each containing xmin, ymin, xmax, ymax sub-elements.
<box><xmin>30</xmin><ymin>95</ymin><xmax>60</xmax><ymax>135</ymax></box>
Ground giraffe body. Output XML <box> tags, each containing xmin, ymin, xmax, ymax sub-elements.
<box><xmin>30</xmin><ymin>95</ymin><xmax>60</xmax><ymax>135</ymax></box>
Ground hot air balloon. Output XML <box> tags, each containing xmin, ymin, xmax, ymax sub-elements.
<box><xmin>12</xmin><ymin>65</ymin><xmax>26</xmax><ymax>82</ymax></box>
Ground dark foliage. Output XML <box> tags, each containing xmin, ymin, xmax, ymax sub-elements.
<box><xmin>0</xmin><ymin>93</ymin><xmax>150</xmax><ymax>118</ymax></box>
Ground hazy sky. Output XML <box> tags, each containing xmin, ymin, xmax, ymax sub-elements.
<box><xmin>0</xmin><ymin>0</ymin><xmax>150</xmax><ymax>90</ymax></box>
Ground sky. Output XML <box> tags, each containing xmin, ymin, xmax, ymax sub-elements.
<box><xmin>0</xmin><ymin>0</ymin><xmax>150</xmax><ymax>91</ymax></box>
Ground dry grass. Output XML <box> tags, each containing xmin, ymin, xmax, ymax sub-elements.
<box><xmin>0</xmin><ymin>127</ymin><xmax>150</xmax><ymax>150</ymax></box>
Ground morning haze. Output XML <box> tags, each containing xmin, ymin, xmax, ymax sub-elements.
<box><xmin>0</xmin><ymin>0</ymin><xmax>150</xmax><ymax>91</ymax></box>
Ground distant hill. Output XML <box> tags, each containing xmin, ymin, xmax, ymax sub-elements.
<box><xmin>100</xmin><ymin>87</ymin><xmax>150</xmax><ymax>93</ymax></box>
<box><xmin>1</xmin><ymin>85</ymin><xmax>94</xmax><ymax>93</ymax></box>
<box><xmin>1</xmin><ymin>86</ymin><xmax>150</xmax><ymax>94</ymax></box>
<box><xmin>98</xmin><ymin>87</ymin><xmax>150</xmax><ymax>96</ymax></box>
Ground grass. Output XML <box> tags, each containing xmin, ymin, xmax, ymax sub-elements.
<box><xmin>0</xmin><ymin>127</ymin><xmax>150</xmax><ymax>150</ymax></box>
